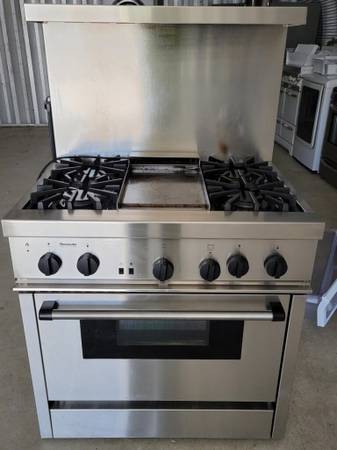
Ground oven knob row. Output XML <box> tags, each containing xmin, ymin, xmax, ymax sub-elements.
<box><xmin>38</xmin><ymin>252</ymin><xmax>287</xmax><ymax>279</ymax></box>
<box><xmin>226</xmin><ymin>254</ymin><xmax>249</xmax><ymax>279</ymax></box>
<box><xmin>264</xmin><ymin>253</ymin><xmax>288</xmax><ymax>279</ymax></box>
<box><xmin>199</xmin><ymin>258</ymin><xmax>221</xmax><ymax>282</ymax></box>
<box><xmin>198</xmin><ymin>252</ymin><xmax>287</xmax><ymax>280</ymax></box>
<box><xmin>152</xmin><ymin>257</ymin><xmax>174</xmax><ymax>282</ymax></box>
<box><xmin>198</xmin><ymin>254</ymin><xmax>249</xmax><ymax>281</ymax></box>
<box><xmin>38</xmin><ymin>252</ymin><xmax>100</xmax><ymax>276</ymax></box>
<box><xmin>38</xmin><ymin>252</ymin><xmax>62</xmax><ymax>276</ymax></box>
<box><xmin>77</xmin><ymin>253</ymin><xmax>100</xmax><ymax>276</ymax></box>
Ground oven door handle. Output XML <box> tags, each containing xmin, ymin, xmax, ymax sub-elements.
<box><xmin>38</xmin><ymin>301</ymin><xmax>285</xmax><ymax>322</ymax></box>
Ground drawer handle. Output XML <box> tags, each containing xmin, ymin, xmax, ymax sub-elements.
<box><xmin>39</xmin><ymin>301</ymin><xmax>285</xmax><ymax>322</ymax></box>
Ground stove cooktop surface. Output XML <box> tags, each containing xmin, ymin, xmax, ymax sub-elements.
<box><xmin>25</xmin><ymin>155</ymin><xmax>302</xmax><ymax>213</ymax></box>
<box><xmin>201</xmin><ymin>157</ymin><xmax>301</xmax><ymax>212</ymax></box>
<box><xmin>26</xmin><ymin>156</ymin><xmax>129</xmax><ymax>210</ymax></box>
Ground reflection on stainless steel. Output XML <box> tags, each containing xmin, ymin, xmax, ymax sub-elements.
<box><xmin>272</xmin><ymin>294</ymin><xmax>306</xmax><ymax>438</ymax></box>
<box><xmin>42</xmin><ymin>21</ymin><xmax>287</xmax><ymax>161</ymax></box>
<box><xmin>50</xmin><ymin>407</ymin><xmax>274</xmax><ymax>439</ymax></box>
<box><xmin>13</xmin><ymin>283</ymin><xmax>312</xmax><ymax>294</ymax></box>
<box><xmin>2</xmin><ymin>205</ymin><xmax>324</xmax><ymax>239</ymax></box>
<box><xmin>45</xmin><ymin>309</ymin><xmax>276</xmax><ymax>321</ymax></box>
<box><xmin>18</xmin><ymin>294</ymin><xmax>52</xmax><ymax>438</ymax></box>
<box><xmin>25</xmin><ymin>5</ymin><xmax>307</xmax><ymax>26</ymax></box>
<box><xmin>34</xmin><ymin>293</ymin><xmax>289</xmax><ymax>404</ymax></box>
<box><xmin>7</xmin><ymin>235</ymin><xmax>319</xmax><ymax>283</ymax></box>
<box><xmin>121</xmin><ymin>173</ymin><xmax>208</xmax><ymax>208</ymax></box>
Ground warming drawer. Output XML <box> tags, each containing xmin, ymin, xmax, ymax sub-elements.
<box><xmin>50</xmin><ymin>403</ymin><xmax>274</xmax><ymax>439</ymax></box>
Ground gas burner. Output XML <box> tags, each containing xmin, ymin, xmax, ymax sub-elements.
<box><xmin>27</xmin><ymin>156</ymin><xmax>129</xmax><ymax>210</ymax></box>
<box><xmin>201</xmin><ymin>156</ymin><xmax>300</xmax><ymax>212</ymax></box>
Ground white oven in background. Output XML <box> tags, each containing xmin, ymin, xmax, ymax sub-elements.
<box><xmin>275</xmin><ymin>79</ymin><xmax>302</xmax><ymax>155</ymax></box>
<box><xmin>293</xmin><ymin>74</ymin><xmax>337</xmax><ymax>172</ymax></box>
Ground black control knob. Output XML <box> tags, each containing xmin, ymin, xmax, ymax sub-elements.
<box><xmin>38</xmin><ymin>252</ymin><xmax>62</xmax><ymax>276</ymax></box>
<box><xmin>199</xmin><ymin>258</ymin><xmax>221</xmax><ymax>282</ymax></box>
<box><xmin>153</xmin><ymin>257</ymin><xmax>174</xmax><ymax>282</ymax></box>
<box><xmin>77</xmin><ymin>253</ymin><xmax>100</xmax><ymax>276</ymax></box>
<box><xmin>264</xmin><ymin>253</ymin><xmax>288</xmax><ymax>279</ymax></box>
<box><xmin>227</xmin><ymin>254</ymin><xmax>249</xmax><ymax>278</ymax></box>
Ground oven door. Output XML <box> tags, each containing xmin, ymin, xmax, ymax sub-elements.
<box><xmin>35</xmin><ymin>293</ymin><xmax>289</xmax><ymax>402</ymax></box>
<box><xmin>296</xmin><ymin>80</ymin><xmax>323</xmax><ymax>147</ymax></box>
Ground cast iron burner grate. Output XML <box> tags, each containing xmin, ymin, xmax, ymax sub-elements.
<box><xmin>27</xmin><ymin>156</ymin><xmax>129</xmax><ymax>210</ymax></box>
<box><xmin>201</xmin><ymin>156</ymin><xmax>300</xmax><ymax>212</ymax></box>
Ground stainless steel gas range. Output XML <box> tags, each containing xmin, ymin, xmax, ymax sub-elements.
<box><xmin>2</xmin><ymin>3</ymin><xmax>322</xmax><ymax>441</ymax></box>
<box><xmin>2</xmin><ymin>154</ymin><xmax>324</xmax><ymax>439</ymax></box>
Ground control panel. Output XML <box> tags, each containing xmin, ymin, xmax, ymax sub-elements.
<box><xmin>9</xmin><ymin>236</ymin><xmax>317</xmax><ymax>284</ymax></box>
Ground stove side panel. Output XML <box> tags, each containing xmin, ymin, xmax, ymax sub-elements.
<box><xmin>18</xmin><ymin>293</ymin><xmax>52</xmax><ymax>438</ymax></box>
<box><xmin>272</xmin><ymin>294</ymin><xmax>306</xmax><ymax>438</ymax></box>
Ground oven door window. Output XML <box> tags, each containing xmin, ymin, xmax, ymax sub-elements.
<box><xmin>80</xmin><ymin>319</ymin><xmax>244</xmax><ymax>359</ymax></box>
<box><xmin>297</xmin><ymin>86</ymin><xmax>320</xmax><ymax>145</ymax></box>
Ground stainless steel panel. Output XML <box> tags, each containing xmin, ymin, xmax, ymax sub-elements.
<box><xmin>25</xmin><ymin>5</ymin><xmax>307</xmax><ymax>26</ymax></box>
<box><xmin>18</xmin><ymin>294</ymin><xmax>52</xmax><ymax>438</ymax></box>
<box><xmin>35</xmin><ymin>293</ymin><xmax>289</xmax><ymax>402</ymax></box>
<box><xmin>9</xmin><ymin>236</ymin><xmax>318</xmax><ymax>284</ymax></box>
<box><xmin>44</xmin><ymin>308</ymin><xmax>276</xmax><ymax>322</ymax></box>
<box><xmin>2</xmin><ymin>208</ymin><xmax>325</xmax><ymax>239</ymax></box>
<box><xmin>41</xmin><ymin>21</ymin><xmax>287</xmax><ymax>161</ymax></box>
<box><xmin>272</xmin><ymin>295</ymin><xmax>306</xmax><ymax>438</ymax></box>
<box><xmin>121</xmin><ymin>171</ymin><xmax>208</xmax><ymax>209</ymax></box>
<box><xmin>0</xmin><ymin>3</ymin><xmax>307</xmax><ymax>125</ymax></box>
<box><xmin>50</xmin><ymin>407</ymin><xmax>274</xmax><ymax>438</ymax></box>
<box><xmin>14</xmin><ymin>283</ymin><xmax>313</xmax><ymax>294</ymax></box>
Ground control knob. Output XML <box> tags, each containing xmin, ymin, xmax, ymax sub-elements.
<box><xmin>38</xmin><ymin>252</ymin><xmax>62</xmax><ymax>276</ymax></box>
<box><xmin>77</xmin><ymin>253</ymin><xmax>100</xmax><ymax>276</ymax></box>
<box><xmin>264</xmin><ymin>253</ymin><xmax>288</xmax><ymax>279</ymax></box>
<box><xmin>199</xmin><ymin>258</ymin><xmax>221</xmax><ymax>282</ymax></box>
<box><xmin>227</xmin><ymin>253</ymin><xmax>249</xmax><ymax>278</ymax></box>
<box><xmin>153</xmin><ymin>257</ymin><xmax>174</xmax><ymax>282</ymax></box>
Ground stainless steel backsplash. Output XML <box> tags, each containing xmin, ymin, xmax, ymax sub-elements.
<box><xmin>44</xmin><ymin>21</ymin><xmax>286</xmax><ymax>161</ymax></box>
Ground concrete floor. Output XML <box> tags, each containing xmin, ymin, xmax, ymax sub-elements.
<box><xmin>0</xmin><ymin>127</ymin><xmax>336</xmax><ymax>450</ymax></box>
